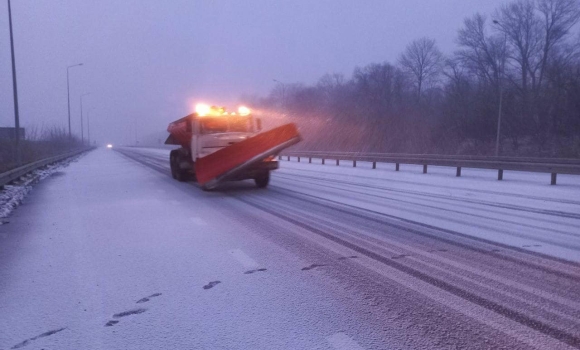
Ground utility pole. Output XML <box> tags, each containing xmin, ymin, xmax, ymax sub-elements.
<box><xmin>8</xmin><ymin>0</ymin><xmax>21</xmax><ymax>164</ymax></box>
<box><xmin>67</xmin><ymin>63</ymin><xmax>83</xmax><ymax>140</ymax></box>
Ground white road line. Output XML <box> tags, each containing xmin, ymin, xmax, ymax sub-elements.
<box><xmin>190</xmin><ymin>217</ymin><xmax>207</xmax><ymax>226</ymax></box>
<box><xmin>228</xmin><ymin>249</ymin><xmax>259</xmax><ymax>269</ymax></box>
<box><xmin>326</xmin><ymin>332</ymin><xmax>365</xmax><ymax>350</ymax></box>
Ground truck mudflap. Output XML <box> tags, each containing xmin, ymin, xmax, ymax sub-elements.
<box><xmin>195</xmin><ymin>123</ymin><xmax>301</xmax><ymax>189</ymax></box>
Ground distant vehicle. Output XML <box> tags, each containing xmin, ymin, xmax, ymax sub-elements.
<box><xmin>106</xmin><ymin>144</ymin><xmax>113</xmax><ymax>149</ymax></box>
<box><xmin>165</xmin><ymin>104</ymin><xmax>300</xmax><ymax>190</ymax></box>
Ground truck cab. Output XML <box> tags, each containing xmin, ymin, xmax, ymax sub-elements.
<box><xmin>191</xmin><ymin>108</ymin><xmax>257</xmax><ymax>160</ymax></box>
<box><xmin>166</xmin><ymin>105</ymin><xmax>278</xmax><ymax>189</ymax></box>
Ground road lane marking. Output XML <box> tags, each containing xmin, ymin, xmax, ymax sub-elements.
<box><xmin>326</xmin><ymin>332</ymin><xmax>365</xmax><ymax>350</ymax></box>
<box><xmin>228</xmin><ymin>249</ymin><xmax>259</xmax><ymax>269</ymax></box>
<box><xmin>191</xmin><ymin>217</ymin><xmax>207</xmax><ymax>226</ymax></box>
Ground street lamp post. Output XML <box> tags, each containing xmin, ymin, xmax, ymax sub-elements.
<box><xmin>273</xmin><ymin>79</ymin><xmax>286</xmax><ymax>112</ymax></box>
<box><xmin>67</xmin><ymin>63</ymin><xmax>83</xmax><ymax>140</ymax></box>
<box><xmin>80</xmin><ymin>93</ymin><xmax>90</xmax><ymax>144</ymax></box>
<box><xmin>493</xmin><ymin>20</ymin><xmax>507</xmax><ymax>157</ymax></box>
<box><xmin>87</xmin><ymin>108</ymin><xmax>95</xmax><ymax>146</ymax></box>
<box><xmin>7</xmin><ymin>0</ymin><xmax>21</xmax><ymax>164</ymax></box>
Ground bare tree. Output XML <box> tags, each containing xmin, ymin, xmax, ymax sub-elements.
<box><xmin>399</xmin><ymin>37</ymin><xmax>443</xmax><ymax>99</ymax></box>
<box><xmin>537</xmin><ymin>0</ymin><xmax>580</xmax><ymax>87</ymax></box>
<box><xmin>456</xmin><ymin>14</ymin><xmax>507</xmax><ymax>86</ymax></box>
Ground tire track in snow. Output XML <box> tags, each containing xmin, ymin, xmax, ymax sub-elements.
<box><xmin>233</xmin><ymin>194</ymin><xmax>580</xmax><ymax>349</ymax></box>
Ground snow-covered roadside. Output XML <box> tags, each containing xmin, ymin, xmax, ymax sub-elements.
<box><xmin>0</xmin><ymin>155</ymin><xmax>85</xmax><ymax>220</ymax></box>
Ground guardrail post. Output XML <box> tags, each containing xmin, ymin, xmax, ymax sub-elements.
<box><xmin>336</xmin><ymin>159</ymin><xmax>339</xmax><ymax>166</ymax></box>
<box><xmin>498</xmin><ymin>169</ymin><xmax>503</xmax><ymax>181</ymax></box>
<box><xmin>322</xmin><ymin>159</ymin><xmax>325</xmax><ymax>165</ymax></box>
<box><xmin>278</xmin><ymin>156</ymin><xmax>282</xmax><ymax>160</ymax></box>
<box><xmin>551</xmin><ymin>173</ymin><xmax>557</xmax><ymax>185</ymax></box>
<box><xmin>456</xmin><ymin>167</ymin><xmax>461</xmax><ymax>177</ymax></box>
<box><xmin>309</xmin><ymin>157</ymin><xmax>312</xmax><ymax>163</ymax></box>
<box><xmin>287</xmin><ymin>156</ymin><xmax>290</xmax><ymax>161</ymax></box>
<box><xmin>353</xmin><ymin>160</ymin><xmax>357</xmax><ymax>167</ymax></box>
<box><xmin>297</xmin><ymin>157</ymin><xmax>300</xmax><ymax>162</ymax></box>
<box><xmin>372</xmin><ymin>161</ymin><xmax>376</xmax><ymax>169</ymax></box>
<box><xmin>396</xmin><ymin>163</ymin><xmax>400</xmax><ymax>171</ymax></box>
<box><xmin>423</xmin><ymin>164</ymin><xmax>427</xmax><ymax>173</ymax></box>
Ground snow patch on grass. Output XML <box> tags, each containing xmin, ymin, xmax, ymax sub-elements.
<box><xmin>0</xmin><ymin>157</ymin><xmax>79</xmax><ymax>220</ymax></box>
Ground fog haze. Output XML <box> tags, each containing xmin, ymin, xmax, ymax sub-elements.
<box><xmin>0</xmin><ymin>0</ymin><xmax>504</xmax><ymax>144</ymax></box>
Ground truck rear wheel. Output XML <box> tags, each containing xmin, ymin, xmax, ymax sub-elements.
<box><xmin>254</xmin><ymin>172</ymin><xmax>270</xmax><ymax>188</ymax></box>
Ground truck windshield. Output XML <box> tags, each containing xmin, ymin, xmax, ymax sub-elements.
<box><xmin>200</xmin><ymin>116</ymin><xmax>251</xmax><ymax>134</ymax></box>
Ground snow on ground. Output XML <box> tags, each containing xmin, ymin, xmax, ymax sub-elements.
<box><xmin>275</xmin><ymin>157</ymin><xmax>580</xmax><ymax>262</ymax></box>
<box><xmin>3</xmin><ymin>147</ymin><xmax>579</xmax><ymax>349</ymax></box>
<box><xmin>116</xmin><ymin>147</ymin><xmax>580</xmax><ymax>261</ymax></box>
<box><xmin>0</xmin><ymin>149</ymin><xmax>390</xmax><ymax>350</ymax></box>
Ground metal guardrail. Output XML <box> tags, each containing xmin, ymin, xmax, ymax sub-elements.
<box><xmin>279</xmin><ymin>151</ymin><xmax>580</xmax><ymax>185</ymax></box>
<box><xmin>0</xmin><ymin>148</ymin><xmax>92</xmax><ymax>189</ymax></box>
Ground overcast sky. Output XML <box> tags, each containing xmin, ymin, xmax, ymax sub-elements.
<box><xmin>0</xmin><ymin>0</ymin><xmax>506</xmax><ymax>144</ymax></box>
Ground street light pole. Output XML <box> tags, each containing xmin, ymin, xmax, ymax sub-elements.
<box><xmin>493</xmin><ymin>20</ymin><xmax>506</xmax><ymax>157</ymax></box>
<box><xmin>273</xmin><ymin>79</ymin><xmax>286</xmax><ymax>112</ymax></box>
<box><xmin>80</xmin><ymin>93</ymin><xmax>90</xmax><ymax>144</ymax></box>
<box><xmin>496</xmin><ymin>75</ymin><xmax>503</xmax><ymax>157</ymax></box>
<box><xmin>7</xmin><ymin>0</ymin><xmax>21</xmax><ymax>164</ymax></box>
<box><xmin>67</xmin><ymin>63</ymin><xmax>83</xmax><ymax>140</ymax></box>
<box><xmin>87</xmin><ymin>108</ymin><xmax>95</xmax><ymax>146</ymax></box>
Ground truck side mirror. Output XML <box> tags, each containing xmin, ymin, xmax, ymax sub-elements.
<box><xmin>256</xmin><ymin>118</ymin><xmax>262</xmax><ymax>131</ymax></box>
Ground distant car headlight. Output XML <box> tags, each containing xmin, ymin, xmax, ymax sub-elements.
<box><xmin>107</xmin><ymin>144</ymin><xmax>113</xmax><ymax>148</ymax></box>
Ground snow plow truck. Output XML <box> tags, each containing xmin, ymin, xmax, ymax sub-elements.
<box><xmin>165</xmin><ymin>104</ymin><xmax>301</xmax><ymax>190</ymax></box>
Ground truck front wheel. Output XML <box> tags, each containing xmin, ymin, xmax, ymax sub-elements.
<box><xmin>170</xmin><ymin>150</ymin><xmax>190</xmax><ymax>182</ymax></box>
<box><xmin>170</xmin><ymin>151</ymin><xmax>178</xmax><ymax>179</ymax></box>
<box><xmin>254</xmin><ymin>172</ymin><xmax>270</xmax><ymax>188</ymax></box>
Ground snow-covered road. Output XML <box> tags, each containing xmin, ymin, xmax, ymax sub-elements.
<box><xmin>1</xmin><ymin>147</ymin><xmax>580</xmax><ymax>349</ymax></box>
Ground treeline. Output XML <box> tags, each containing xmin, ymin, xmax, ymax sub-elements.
<box><xmin>253</xmin><ymin>0</ymin><xmax>580</xmax><ymax>157</ymax></box>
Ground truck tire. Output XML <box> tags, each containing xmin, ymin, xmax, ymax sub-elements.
<box><xmin>254</xmin><ymin>172</ymin><xmax>270</xmax><ymax>188</ymax></box>
<box><xmin>170</xmin><ymin>150</ymin><xmax>190</xmax><ymax>182</ymax></box>
<box><xmin>170</xmin><ymin>151</ymin><xmax>178</xmax><ymax>179</ymax></box>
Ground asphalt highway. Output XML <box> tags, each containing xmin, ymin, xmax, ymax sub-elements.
<box><xmin>1</xmin><ymin>147</ymin><xmax>579</xmax><ymax>349</ymax></box>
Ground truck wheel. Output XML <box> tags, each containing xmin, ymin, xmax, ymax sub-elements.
<box><xmin>175</xmin><ymin>162</ymin><xmax>189</xmax><ymax>182</ymax></box>
<box><xmin>170</xmin><ymin>151</ymin><xmax>190</xmax><ymax>182</ymax></box>
<box><xmin>169</xmin><ymin>151</ymin><xmax>178</xmax><ymax>179</ymax></box>
<box><xmin>254</xmin><ymin>172</ymin><xmax>270</xmax><ymax>188</ymax></box>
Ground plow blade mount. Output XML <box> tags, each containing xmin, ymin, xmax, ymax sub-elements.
<box><xmin>195</xmin><ymin>123</ymin><xmax>301</xmax><ymax>189</ymax></box>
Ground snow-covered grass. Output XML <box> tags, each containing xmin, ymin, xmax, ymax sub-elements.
<box><xmin>0</xmin><ymin>156</ymin><xmax>81</xmax><ymax>220</ymax></box>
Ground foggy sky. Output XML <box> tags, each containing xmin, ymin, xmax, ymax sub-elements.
<box><xmin>0</xmin><ymin>0</ymin><xmax>506</xmax><ymax>145</ymax></box>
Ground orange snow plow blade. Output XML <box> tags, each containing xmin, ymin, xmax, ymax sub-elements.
<box><xmin>195</xmin><ymin>123</ymin><xmax>301</xmax><ymax>188</ymax></box>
